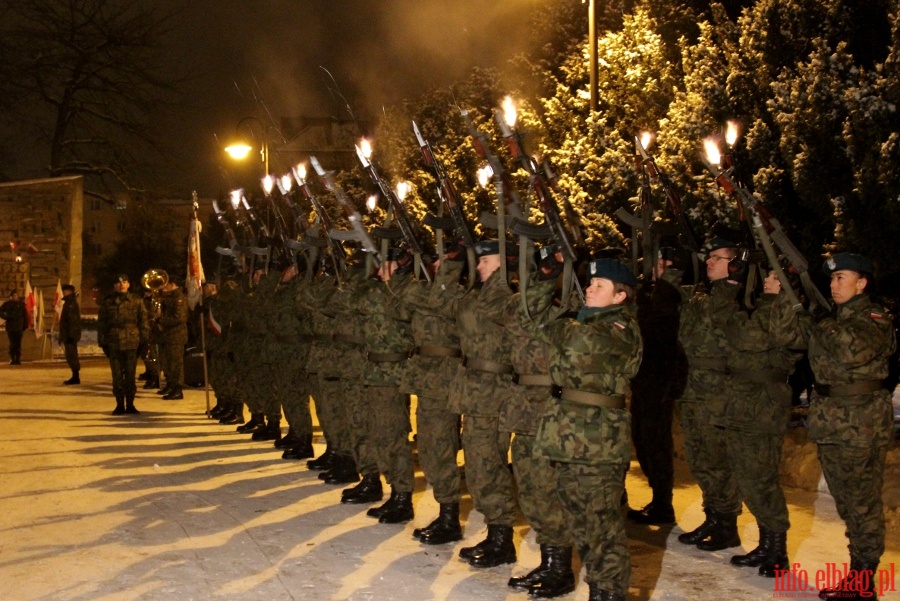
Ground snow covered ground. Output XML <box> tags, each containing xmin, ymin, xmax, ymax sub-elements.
<box><xmin>0</xmin><ymin>360</ymin><xmax>897</xmax><ymax>601</ymax></box>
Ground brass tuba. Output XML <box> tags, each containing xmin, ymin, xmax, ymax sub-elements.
<box><xmin>141</xmin><ymin>269</ymin><xmax>168</xmax><ymax>323</ymax></box>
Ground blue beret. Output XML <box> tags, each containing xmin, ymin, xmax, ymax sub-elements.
<box><xmin>823</xmin><ymin>253</ymin><xmax>874</xmax><ymax>276</ymax></box>
<box><xmin>587</xmin><ymin>258</ymin><xmax>637</xmax><ymax>287</ymax></box>
<box><xmin>474</xmin><ymin>239</ymin><xmax>500</xmax><ymax>257</ymax></box>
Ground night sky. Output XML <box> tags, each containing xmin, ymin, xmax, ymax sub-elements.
<box><xmin>159</xmin><ymin>0</ymin><xmax>542</xmax><ymax>196</ymax></box>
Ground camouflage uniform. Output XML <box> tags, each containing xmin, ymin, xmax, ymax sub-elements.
<box><xmin>157</xmin><ymin>286</ymin><xmax>188</xmax><ymax>392</ymax></box>
<box><xmin>678</xmin><ymin>280</ymin><xmax>743</xmax><ymax>519</ymax></box>
<box><xmin>357</xmin><ymin>272</ymin><xmax>416</xmax><ymax>495</ymax></box>
<box><xmin>448</xmin><ymin>270</ymin><xmax>518</xmax><ymax>528</ymax></box>
<box><xmin>808</xmin><ymin>293</ymin><xmax>895</xmax><ymax>566</ymax></box>
<box><xmin>97</xmin><ymin>289</ymin><xmax>149</xmax><ymax>406</ymax></box>
<box><xmin>524</xmin><ymin>277</ymin><xmax>642</xmax><ymax>597</ymax></box>
<box><xmin>251</xmin><ymin>272</ymin><xmax>283</xmax><ymax>425</ymax></box>
<box><xmin>208</xmin><ymin>281</ymin><xmax>243</xmax><ymax>418</ymax></box>
<box><xmin>270</xmin><ymin>274</ymin><xmax>313</xmax><ymax>440</ymax></box>
<box><xmin>723</xmin><ymin>291</ymin><xmax>809</xmax><ymax>533</ymax></box>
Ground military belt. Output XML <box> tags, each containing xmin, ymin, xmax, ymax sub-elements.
<box><xmin>517</xmin><ymin>373</ymin><xmax>553</xmax><ymax>387</ymax></box>
<box><xmin>334</xmin><ymin>334</ymin><xmax>364</xmax><ymax>346</ymax></box>
<box><xmin>462</xmin><ymin>356</ymin><xmax>515</xmax><ymax>375</ymax></box>
<box><xmin>367</xmin><ymin>351</ymin><xmax>412</xmax><ymax>363</ymax></box>
<box><xmin>417</xmin><ymin>345</ymin><xmax>462</xmax><ymax>359</ymax></box>
<box><xmin>275</xmin><ymin>335</ymin><xmax>302</xmax><ymax>344</ymax></box>
<box><xmin>729</xmin><ymin>368</ymin><xmax>789</xmax><ymax>383</ymax></box>
<box><xmin>554</xmin><ymin>387</ymin><xmax>626</xmax><ymax>409</ymax></box>
<box><xmin>689</xmin><ymin>356</ymin><xmax>729</xmax><ymax>373</ymax></box>
<box><xmin>813</xmin><ymin>380</ymin><xmax>886</xmax><ymax>397</ymax></box>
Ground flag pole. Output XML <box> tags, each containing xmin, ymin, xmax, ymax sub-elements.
<box><xmin>189</xmin><ymin>193</ymin><xmax>212</xmax><ymax>416</ymax></box>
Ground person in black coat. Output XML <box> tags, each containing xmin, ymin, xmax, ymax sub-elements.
<box><xmin>59</xmin><ymin>285</ymin><xmax>82</xmax><ymax>384</ymax></box>
<box><xmin>0</xmin><ymin>290</ymin><xmax>28</xmax><ymax>365</ymax></box>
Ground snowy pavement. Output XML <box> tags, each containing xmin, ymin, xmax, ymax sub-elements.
<box><xmin>0</xmin><ymin>360</ymin><xmax>897</xmax><ymax>601</ymax></box>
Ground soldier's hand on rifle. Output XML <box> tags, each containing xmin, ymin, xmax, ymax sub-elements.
<box><xmin>536</xmin><ymin>246</ymin><xmax>564</xmax><ymax>281</ymax></box>
<box><xmin>762</xmin><ymin>271</ymin><xmax>782</xmax><ymax>295</ymax></box>
<box><xmin>444</xmin><ymin>237</ymin><xmax>467</xmax><ymax>262</ymax></box>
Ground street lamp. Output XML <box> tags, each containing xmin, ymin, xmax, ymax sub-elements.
<box><xmin>585</xmin><ymin>0</ymin><xmax>598</xmax><ymax>114</ymax></box>
<box><xmin>224</xmin><ymin>116</ymin><xmax>270</xmax><ymax>175</ymax></box>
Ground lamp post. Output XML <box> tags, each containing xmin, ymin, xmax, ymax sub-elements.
<box><xmin>224</xmin><ymin>116</ymin><xmax>270</xmax><ymax>175</ymax></box>
<box><xmin>587</xmin><ymin>0</ymin><xmax>598</xmax><ymax>114</ymax></box>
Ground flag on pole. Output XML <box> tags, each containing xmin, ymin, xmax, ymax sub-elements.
<box><xmin>186</xmin><ymin>211</ymin><xmax>205</xmax><ymax>310</ymax></box>
<box><xmin>24</xmin><ymin>280</ymin><xmax>35</xmax><ymax>329</ymax></box>
<box><xmin>53</xmin><ymin>279</ymin><xmax>64</xmax><ymax>319</ymax></box>
<box><xmin>208</xmin><ymin>305</ymin><xmax>222</xmax><ymax>336</ymax></box>
<box><xmin>34</xmin><ymin>289</ymin><xmax>44</xmax><ymax>339</ymax></box>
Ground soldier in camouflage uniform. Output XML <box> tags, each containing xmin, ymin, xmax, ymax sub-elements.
<box><xmin>504</xmin><ymin>247</ymin><xmax>576</xmax><ymax>598</ymax></box>
<box><xmin>97</xmin><ymin>274</ymin><xmax>149</xmax><ymax>415</ymax></box>
<box><xmin>249</xmin><ymin>268</ymin><xmax>286</xmax><ymax>442</ymax></box>
<box><xmin>350</xmin><ymin>249</ymin><xmax>417</xmax><ymax>524</ymax></box>
<box><xmin>522</xmin><ymin>257</ymin><xmax>641</xmax><ymax>601</ymax></box>
<box><xmin>156</xmin><ymin>279</ymin><xmax>189</xmax><ymax>400</ymax></box>
<box><xmin>230</xmin><ymin>270</ymin><xmax>273</xmax><ymax>436</ymax></box>
<box><xmin>268</xmin><ymin>263</ymin><xmax>314</xmax><ymax>458</ymax></box>
<box><xmin>209</xmin><ymin>278</ymin><xmax>246</xmax><ymax>425</ymax></box>
<box><xmin>723</xmin><ymin>271</ymin><xmax>810</xmax><ymax>578</ymax></box>
<box><xmin>676</xmin><ymin>237</ymin><xmax>744</xmax><ymax>552</ymax></box>
<box><xmin>400</xmin><ymin>251</ymin><xmax>465</xmax><ymax>545</ymax></box>
<box><xmin>809</xmin><ymin>253</ymin><xmax>895</xmax><ymax>601</ymax></box>
<box><xmin>449</xmin><ymin>240</ymin><xmax>520</xmax><ymax>569</ymax></box>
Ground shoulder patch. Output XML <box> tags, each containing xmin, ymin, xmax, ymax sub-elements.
<box><xmin>613</xmin><ymin>321</ymin><xmax>626</xmax><ymax>330</ymax></box>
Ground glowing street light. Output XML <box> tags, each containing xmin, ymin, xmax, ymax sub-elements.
<box><xmin>223</xmin><ymin>116</ymin><xmax>270</xmax><ymax>175</ymax></box>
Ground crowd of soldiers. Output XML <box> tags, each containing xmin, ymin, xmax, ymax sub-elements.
<box><xmin>152</xmin><ymin>230</ymin><xmax>893</xmax><ymax>601</ymax></box>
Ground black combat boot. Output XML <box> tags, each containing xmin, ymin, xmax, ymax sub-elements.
<box><xmin>220</xmin><ymin>403</ymin><xmax>244</xmax><ymax>425</ymax></box>
<box><xmin>696</xmin><ymin>512</ymin><xmax>741</xmax><ymax>551</ymax></box>
<box><xmin>124</xmin><ymin>394</ymin><xmax>140</xmax><ymax>415</ymax></box>
<box><xmin>818</xmin><ymin>557</ymin><xmax>878</xmax><ymax>600</ymax></box>
<box><xmin>236</xmin><ymin>413</ymin><xmax>265</xmax><ymax>433</ymax></box>
<box><xmin>417</xmin><ymin>502</ymin><xmax>463</xmax><ymax>545</ymax></box>
<box><xmin>142</xmin><ymin>376</ymin><xmax>159</xmax><ymax>389</ymax></box>
<box><xmin>677</xmin><ymin>510</ymin><xmax>717</xmax><ymax>545</ymax></box>
<box><xmin>112</xmin><ymin>396</ymin><xmax>126</xmax><ymax>415</ymax></box>
<box><xmin>587</xmin><ymin>583</ymin><xmax>626</xmax><ymax>601</ymax></box>
<box><xmin>63</xmin><ymin>370</ymin><xmax>80</xmax><ymax>385</ymax></box>
<box><xmin>341</xmin><ymin>472</ymin><xmax>383</xmax><ymax>504</ymax></box>
<box><xmin>377</xmin><ymin>490</ymin><xmax>414</xmax><ymax>524</ymax></box>
<box><xmin>252</xmin><ymin>417</ymin><xmax>282</xmax><ymax>441</ymax></box>
<box><xmin>508</xmin><ymin>544</ymin><xmax>553</xmax><ymax>590</ymax></box>
<box><xmin>467</xmin><ymin>524</ymin><xmax>516</xmax><ymax>568</ymax></box>
<box><xmin>731</xmin><ymin>524</ymin><xmax>771</xmax><ymax>568</ymax></box>
<box><xmin>307</xmin><ymin>445</ymin><xmax>335</xmax><ymax>471</ymax></box>
<box><xmin>322</xmin><ymin>455</ymin><xmax>361</xmax><ymax>485</ymax></box>
<box><xmin>162</xmin><ymin>388</ymin><xmax>184</xmax><ymax>400</ymax></box>
<box><xmin>529</xmin><ymin>546</ymin><xmax>576</xmax><ymax>598</ymax></box>
<box><xmin>156</xmin><ymin>384</ymin><xmax>173</xmax><ymax>395</ymax></box>
<box><xmin>627</xmin><ymin>499</ymin><xmax>675</xmax><ymax>525</ymax></box>
<box><xmin>758</xmin><ymin>530</ymin><xmax>788</xmax><ymax>578</ymax></box>
<box><xmin>274</xmin><ymin>428</ymin><xmax>299</xmax><ymax>449</ymax></box>
<box><xmin>281</xmin><ymin>434</ymin><xmax>314</xmax><ymax>459</ymax></box>
<box><xmin>210</xmin><ymin>399</ymin><xmax>230</xmax><ymax>418</ymax></box>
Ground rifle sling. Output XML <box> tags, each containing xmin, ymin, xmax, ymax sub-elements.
<box><xmin>517</xmin><ymin>373</ymin><xmax>553</xmax><ymax>387</ymax></box>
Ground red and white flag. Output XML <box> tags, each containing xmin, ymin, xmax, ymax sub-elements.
<box><xmin>53</xmin><ymin>279</ymin><xmax>63</xmax><ymax>319</ymax></box>
<box><xmin>208</xmin><ymin>305</ymin><xmax>222</xmax><ymax>336</ymax></box>
<box><xmin>24</xmin><ymin>280</ymin><xmax>35</xmax><ymax>329</ymax></box>
<box><xmin>34</xmin><ymin>289</ymin><xmax>44</xmax><ymax>339</ymax></box>
<box><xmin>186</xmin><ymin>214</ymin><xmax>205</xmax><ymax>310</ymax></box>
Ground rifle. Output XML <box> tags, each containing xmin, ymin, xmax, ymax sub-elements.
<box><xmin>701</xmin><ymin>156</ymin><xmax>830</xmax><ymax>313</ymax></box>
<box><xmin>355</xmin><ymin>142</ymin><xmax>431</xmax><ymax>282</ymax></box>
<box><xmin>211</xmin><ymin>199</ymin><xmax>245</xmax><ymax>275</ymax></box>
<box><xmin>293</xmin><ymin>163</ymin><xmax>348</xmax><ymax>276</ymax></box>
<box><xmin>309</xmin><ymin>156</ymin><xmax>381</xmax><ymax>264</ymax></box>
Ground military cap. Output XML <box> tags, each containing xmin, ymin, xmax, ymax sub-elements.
<box><xmin>116</xmin><ymin>274</ymin><xmax>130</xmax><ymax>283</ymax></box>
<box><xmin>823</xmin><ymin>252</ymin><xmax>874</xmax><ymax>276</ymax></box>
<box><xmin>587</xmin><ymin>258</ymin><xmax>637</xmax><ymax>288</ymax></box>
<box><xmin>474</xmin><ymin>239</ymin><xmax>500</xmax><ymax>257</ymax></box>
<box><xmin>705</xmin><ymin>236</ymin><xmax>740</xmax><ymax>253</ymax></box>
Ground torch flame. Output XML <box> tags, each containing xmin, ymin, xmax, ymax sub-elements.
<box><xmin>725</xmin><ymin>120</ymin><xmax>740</xmax><ymax>147</ymax></box>
<box><xmin>477</xmin><ymin>165</ymin><xmax>494</xmax><ymax>188</ymax></box>
<box><xmin>396</xmin><ymin>181</ymin><xmax>409</xmax><ymax>202</ymax></box>
<box><xmin>295</xmin><ymin>163</ymin><xmax>307</xmax><ymax>182</ymax></box>
<box><xmin>280</xmin><ymin>174</ymin><xmax>293</xmax><ymax>192</ymax></box>
<box><xmin>502</xmin><ymin>96</ymin><xmax>517</xmax><ymax>128</ymax></box>
<box><xmin>366</xmin><ymin>195</ymin><xmax>378</xmax><ymax>212</ymax></box>
<box><xmin>360</xmin><ymin>138</ymin><xmax>373</xmax><ymax>159</ymax></box>
<box><xmin>262</xmin><ymin>175</ymin><xmax>274</xmax><ymax>194</ymax></box>
<box><xmin>229</xmin><ymin>189</ymin><xmax>243</xmax><ymax>210</ymax></box>
<box><xmin>639</xmin><ymin>131</ymin><xmax>654</xmax><ymax>151</ymax></box>
<box><xmin>703</xmin><ymin>138</ymin><xmax>722</xmax><ymax>167</ymax></box>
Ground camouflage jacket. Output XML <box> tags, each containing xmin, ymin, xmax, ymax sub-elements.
<box><xmin>448</xmin><ymin>270</ymin><xmax>517</xmax><ymax>416</ymax></box>
<box><xmin>807</xmin><ymin>293</ymin><xmax>896</xmax><ymax>446</ymax></box>
<box><xmin>524</xmin><ymin>278</ymin><xmax>642</xmax><ymax>465</ymax></box>
<box><xmin>356</xmin><ymin>273</ymin><xmax>415</xmax><ymax>387</ymax></box>
<box><xmin>97</xmin><ymin>291</ymin><xmax>149</xmax><ymax>351</ymax></box>
<box><xmin>157</xmin><ymin>288</ymin><xmax>188</xmax><ymax>345</ymax></box>
<box><xmin>678</xmin><ymin>279</ymin><xmax>741</xmax><ymax>423</ymax></box>
<box><xmin>268</xmin><ymin>276</ymin><xmax>311</xmax><ymax>367</ymax></box>
<box><xmin>59</xmin><ymin>295</ymin><xmax>82</xmax><ymax>343</ymax></box>
<box><xmin>398</xmin><ymin>260</ymin><xmax>464</xmax><ymax>398</ymax></box>
<box><xmin>723</xmin><ymin>292</ymin><xmax>810</xmax><ymax>434</ymax></box>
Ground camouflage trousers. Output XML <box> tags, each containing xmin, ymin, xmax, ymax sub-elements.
<box><xmin>461</xmin><ymin>414</ymin><xmax>517</xmax><ymax>526</ymax></box>
<box><xmin>313</xmin><ymin>375</ymin><xmax>349</xmax><ymax>455</ymax></box>
<box><xmin>366</xmin><ymin>385</ymin><xmax>415</xmax><ymax>492</ymax></box>
<box><xmin>159</xmin><ymin>342</ymin><xmax>184</xmax><ymax>389</ymax></box>
<box><xmin>726</xmin><ymin>428</ymin><xmax>790</xmax><ymax>532</ymax></box>
<box><xmin>557</xmin><ymin>462</ymin><xmax>630</xmax><ymax>595</ymax></box>
<box><xmin>630</xmin><ymin>378</ymin><xmax>675</xmax><ymax>502</ymax></box>
<box><xmin>209</xmin><ymin>354</ymin><xmax>239</xmax><ymax>404</ymax></box>
<box><xmin>239</xmin><ymin>360</ymin><xmax>279</xmax><ymax>418</ymax></box>
<box><xmin>108</xmin><ymin>349</ymin><xmax>138</xmax><ymax>399</ymax></box>
<box><xmin>511</xmin><ymin>433</ymin><xmax>572</xmax><ymax>547</ymax></box>
<box><xmin>273</xmin><ymin>362</ymin><xmax>312</xmax><ymax>436</ymax></box>
<box><xmin>416</xmin><ymin>394</ymin><xmax>461</xmax><ymax>504</ymax></box>
<box><xmin>678</xmin><ymin>401</ymin><xmax>741</xmax><ymax>516</ymax></box>
<box><xmin>818</xmin><ymin>441</ymin><xmax>889</xmax><ymax>563</ymax></box>
<box><xmin>349</xmin><ymin>380</ymin><xmax>379</xmax><ymax>476</ymax></box>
